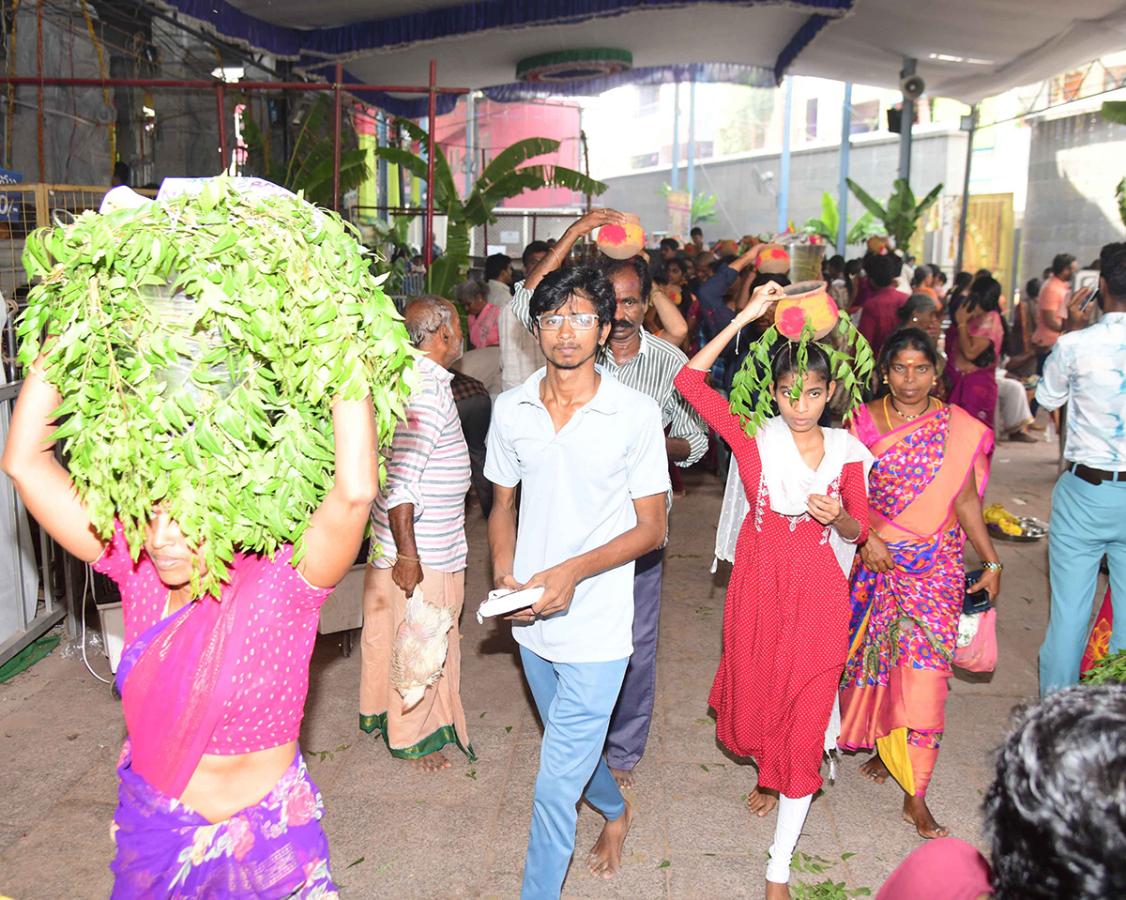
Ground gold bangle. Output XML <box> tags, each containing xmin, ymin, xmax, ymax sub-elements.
<box><xmin>982</xmin><ymin>561</ymin><xmax>1003</xmax><ymax>572</ymax></box>
<box><xmin>395</xmin><ymin>554</ymin><xmax>420</xmax><ymax>563</ymax></box>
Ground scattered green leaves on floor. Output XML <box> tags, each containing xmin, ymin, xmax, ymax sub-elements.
<box><xmin>345</xmin><ymin>857</ymin><xmax>365</xmax><ymax>869</ymax></box>
<box><xmin>657</xmin><ymin>859</ymin><xmax>671</xmax><ymax>869</ymax></box>
<box><xmin>466</xmin><ymin>768</ymin><xmax>478</xmax><ymax>780</ymax></box>
<box><xmin>505</xmin><ymin>725</ymin><xmax>513</xmax><ymax>734</ymax></box>
<box><xmin>790</xmin><ymin>851</ymin><xmax>871</xmax><ymax>899</ymax></box>
<box><xmin>310</xmin><ymin>743</ymin><xmax>351</xmax><ymax>763</ymax></box>
<box><xmin>1083</xmin><ymin>649</ymin><xmax>1126</xmax><ymax>684</ymax></box>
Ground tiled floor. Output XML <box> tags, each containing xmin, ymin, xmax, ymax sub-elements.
<box><xmin>0</xmin><ymin>435</ymin><xmax>1061</xmax><ymax>898</ymax></box>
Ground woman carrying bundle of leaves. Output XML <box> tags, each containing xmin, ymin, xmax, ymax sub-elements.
<box><xmin>674</xmin><ymin>282</ymin><xmax>875</xmax><ymax>899</ymax></box>
<box><xmin>2</xmin><ymin>178</ymin><xmax>415</xmax><ymax>897</ymax></box>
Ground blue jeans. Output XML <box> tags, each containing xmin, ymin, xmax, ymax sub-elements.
<box><xmin>519</xmin><ymin>646</ymin><xmax>628</xmax><ymax>899</ymax></box>
<box><xmin>1039</xmin><ymin>470</ymin><xmax>1126</xmax><ymax>695</ymax></box>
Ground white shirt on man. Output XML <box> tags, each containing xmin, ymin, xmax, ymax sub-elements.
<box><xmin>484</xmin><ymin>368</ymin><xmax>670</xmax><ymax>663</ymax></box>
<box><xmin>499</xmin><ymin>303</ymin><xmax>543</xmax><ymax>391</ymax></box>
<box><xmin>1035</xmin><ymin>311</ymin><xmax>1126</xmax><ymax>470</ymax></box>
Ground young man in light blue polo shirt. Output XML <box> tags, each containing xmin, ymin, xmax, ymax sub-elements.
<box><xmin>485</xmin><ymin>266</ymin><xmax>670</xmax><ymax>898</ymax></box>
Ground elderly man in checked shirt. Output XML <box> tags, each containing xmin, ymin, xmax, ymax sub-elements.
<box><xmin>359</xmin><ymin>295</ymin><xmax>475</xmax><ymax>772</ymax></box>
<box><xmin>511</xmin><ymin>209</ymin><xmax>708</xmax><ymax>787</ymax></box>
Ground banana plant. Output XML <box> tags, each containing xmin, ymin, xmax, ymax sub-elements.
<box><xmin>803</xmin><ymin>191</ymin><xmax>880</xmax><ymax>251</ymax></box>
<box><xmin>845</xmin><ymin>178</ymin><xmax>943</xmax><ymax>251</ymax></box>
<box><xmin>1102</xmin><ymin>102</ymin><xmax>1126</xmax><ymax>228</ymax></box>
<box><xmin>375</xmin><ymin>120</ymin><xmax>607</xmax><ymax>298</ymax></box>
<box><xmin>242</xmin><ymin>95</ymin><xmax>371</xmax><ymax>209</ymax></box>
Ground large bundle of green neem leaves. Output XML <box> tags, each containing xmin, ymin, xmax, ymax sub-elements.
<box><xmin>18</xmin><ymin>177</ymin><xmax>416</xmax><ymax>595</ymax></box>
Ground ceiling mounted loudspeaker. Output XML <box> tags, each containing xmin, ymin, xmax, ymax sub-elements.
<box><xmin>900</xmin><ymin>73</ymin><xmax>926</xmax><ymax>101</ymax></box>
<box><xmin>516</xmin><ymin>48</ymin><xmax>632</xmax><ymax>83</ymax></box>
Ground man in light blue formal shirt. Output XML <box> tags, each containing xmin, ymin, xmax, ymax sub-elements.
<box><xmin>1036</xmin><ymin>242</ymin><xmax>1126</xmax><ymax>694</ymax></box>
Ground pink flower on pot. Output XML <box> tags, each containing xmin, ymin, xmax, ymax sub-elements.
<box><xmin>777</xmin><ymin>305</ymin><xmax>808</xmax><ymax>339</ymax></box>
<box><xmin>285</xmin><ymin>780</ymin><xmax>318</xmax><ymax>826</ymax></box>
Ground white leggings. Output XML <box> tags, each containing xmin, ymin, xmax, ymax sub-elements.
<box><xmin>766</xmin><ymin>792</ymin><xmax>813</xmax><ymax>884</ymax></box>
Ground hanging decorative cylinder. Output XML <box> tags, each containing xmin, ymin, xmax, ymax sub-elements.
<box><xmin>516</xmin><ymin>48</ymin><xmax>633</xmax><ymax>83</ymax></box>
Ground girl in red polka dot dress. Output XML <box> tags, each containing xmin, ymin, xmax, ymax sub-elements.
<box><xmin>674</xmin><ymin>283</ymin><xmax>873</xmax><ymax>899</ymax></box>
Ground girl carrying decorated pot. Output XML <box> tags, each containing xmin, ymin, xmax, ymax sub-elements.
<box><xmin>673</xmin><ymin>280</ymin><xmax>875</xmax><ymax>898</ymax></box>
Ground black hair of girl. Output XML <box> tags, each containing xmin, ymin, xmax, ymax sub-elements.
<box><xmin>769</xmin><ymin>339</ymin><xmax>832</xmax><ymax>387</ymax></box>
<box><xmin>967</xmin><ymin>276</ymin><xmax>1011</xmax><ymax>359</ymax></box>
<box><xmin>876</xmin><ymin>328</ymin><xmax>939</xmax><ymax>397</ymax></box>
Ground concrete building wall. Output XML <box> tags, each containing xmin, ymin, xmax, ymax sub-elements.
<box><xmin>1019</xmin><ymin>110</ymin><xmax>1126</xmax><ymax>284</ymax></box>
<box><xmin>598</xmin><ymin>128</ymin><xmax>965</xmax><ymax>258</ymax></box>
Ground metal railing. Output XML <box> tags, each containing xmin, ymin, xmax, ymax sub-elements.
<box><xmin>0</xmin><ymin>378</ymin><xmax>78</xmax><ymax>667</ymax></box>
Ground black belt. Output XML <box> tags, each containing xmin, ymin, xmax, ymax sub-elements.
<box><xmin>1067</xmin><ymin>462</ymin><xmax>1126</xmax><ymax>485</ymax></box>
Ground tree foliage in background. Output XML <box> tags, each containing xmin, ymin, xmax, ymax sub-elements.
<box><xmin>802</xmin><ymin>191</ymin><xmax>880</xmax><ymax>251</ymax></box>
<box><xmin>374</xmin><ymin>120</ymin><xmax>608</xmax><ymax>298</ymax></box>
<box><xmin>243</xmin><ymin>95</ymin><xmax>371</xmax><ymax>209</ymax></box>
<box><xmin>845</xmin><ymin>178</ymin><xmax>943</xmax><ymax>251</ymax></box>
<box><xmin>1101</xmin><ymin>101</ymin><xmax>1126</xmax><ymax>228</ymax></box>
<box><xmin>18</xmin><ymin>178</ymin><xmax>415</xmax><ymax>596</ymax></box>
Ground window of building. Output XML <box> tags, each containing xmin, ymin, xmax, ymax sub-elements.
<box><xmin>637</xmin><ymin>84</ymin><xmax>660</xmax><ymax>116</ymax></box>
<box><xmin>849</xmin><ymin>99</ymin><xmax>881</xmax><ymax>134</ymax></box>
<box><xmin>805</xmin><ymin>98</ymin><xmax>818</xmax><ymax>140</ymax></box>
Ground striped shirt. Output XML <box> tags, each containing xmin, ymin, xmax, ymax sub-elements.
<box><xmin>511</xmin><ymin>281</ymin><xmax>708</xmax><ymax>467</ymax></box>
<box><xmin>370</xmin><ymin>356</ymin><xmax>471</xmax><ymax>573</ymax></box>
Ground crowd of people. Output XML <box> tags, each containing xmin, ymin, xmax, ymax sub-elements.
<box><xmin>3</xmin><ymin>206</ymin><xmax>1124</xmax><ymax>899</ymax></box>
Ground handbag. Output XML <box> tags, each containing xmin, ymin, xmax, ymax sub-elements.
<box><xmin>953</xmin><ymin>608</ymin><xmax>997</xmax><ymax>672</ymax></box>
<box><xmin>963</xmin><ymin>569</ymin><xmax>992</xmax><ymax>615</ymax></box>
<box><xmin>955</xmin><ymin>570</ymin><xmax>997</xmax><ymax>672</ymax></box>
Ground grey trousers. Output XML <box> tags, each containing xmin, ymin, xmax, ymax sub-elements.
<box><xmin>605</xmin><ymin>548</ymin><xmax>665</xmax><ymax>770</ymax></box>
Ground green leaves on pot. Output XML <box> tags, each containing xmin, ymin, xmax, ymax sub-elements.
<box><xmin>728</xmin><ymin>314</ymin><xmax>875</xmax><ymax>438</ymax></box>
<box><xmin>18</xmin><ymin>177</ymin><xmax>417</xmax><ymax>596</ymax></box>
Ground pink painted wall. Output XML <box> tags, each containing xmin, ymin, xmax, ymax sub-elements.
<box><xmin>434</xmin><ymin>98</ymin><xmax>584</xmax><ymax>209</ymax></box>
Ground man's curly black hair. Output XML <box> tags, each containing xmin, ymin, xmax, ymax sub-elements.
<box><xmin>984</xmin><ymin>684</ymin><xmax>1126</xmax><ymax>899</ymax></box>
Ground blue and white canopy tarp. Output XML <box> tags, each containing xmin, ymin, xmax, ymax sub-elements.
<box><xmin>158</xmin><ymin>0</ymin><xmax>1126</xmax><ymax>113</ymax></box>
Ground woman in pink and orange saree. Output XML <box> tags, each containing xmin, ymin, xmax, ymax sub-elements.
<box><xmin>840</xmin><ymin>329</ymin><xmax>1003</xmax><ymax>840</ymax></box>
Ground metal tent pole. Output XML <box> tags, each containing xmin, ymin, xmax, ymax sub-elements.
<box><xmin>332</xmin><ymin>62</ymin><xmax>343</xmax><ymax>211</ymax></box>
<box><xmin>954</xmin><ymin>105</ymin><xmax>978</xmax><ymax>274</ymax></box>
<box><xmin>778</xmin><ymin>76</ymin><xmax>793</xmax><ymax>234</ymax></box>
<box><xmin>837</xmin><ymin>82</ymin><xmax>853</xmax><ymax>253</ymax></box>
<box><xmin>424</xmin><ymin>59</ymin><xmax>437</xmax><ymax>271</ymax></box>
<box><xmin>686</xmin><ymin>76</ymin><xmax>697</xmax><ymax>213</ymax></box>
<box><xmin>898</xmin><ymin>58</ymin><xmax>916</xmax><ymax>183</ymax></box>
<box><xmin>215</xmin><ymin>84</ymin><xmax>228</xmax><ymax>173</ymax></box>
<box><xmin>670</xmin><ymin>81</ymin><xmax>681</xmax><ymax>192</ymax></box>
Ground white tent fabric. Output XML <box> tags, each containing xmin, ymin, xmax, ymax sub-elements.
<box><xmin>203</xmin><ymin>0</ymin><xmax>1126</xmax><ymax>102</ymax></box>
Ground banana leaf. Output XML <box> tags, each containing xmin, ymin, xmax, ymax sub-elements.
<box><xmin>846</xmin><ymin>178</ymin><xmax>887</xmax><ymax>221</ymax></box>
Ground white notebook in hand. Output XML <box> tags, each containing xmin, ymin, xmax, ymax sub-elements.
<box><xmin>476</xmin><ymin>587</ymin><xmax>545</xmax><ymax>624</ymax></box>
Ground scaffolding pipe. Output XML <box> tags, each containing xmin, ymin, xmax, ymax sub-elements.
<box><xmin>0</xmin><ymin>75</ymin><xmax>468</xmax><ymax>95</ymax></box>
<box><xmin>332</xmin><ymin>62</ymin><xmax>343</xmax><ymax>211</ymax></box>
<box><xmin>424</xmin><ymin>59</ymin><xmax>437</xmax><ymax>271</ymax></box>
<box><xmin>215</xmin><ymin>84</ymin><xmax>227</xmax><ymax>173</ymax></box>
<box><xmin>35</xmin><ymin>0</ymin><xmax>44</xmax><ymax>182</ymax></box>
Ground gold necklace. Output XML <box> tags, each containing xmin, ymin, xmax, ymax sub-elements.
<box><xmin>884</xmin><ymin>394</ymin><xmax>931</xmax><ymax>422</ymax></box>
